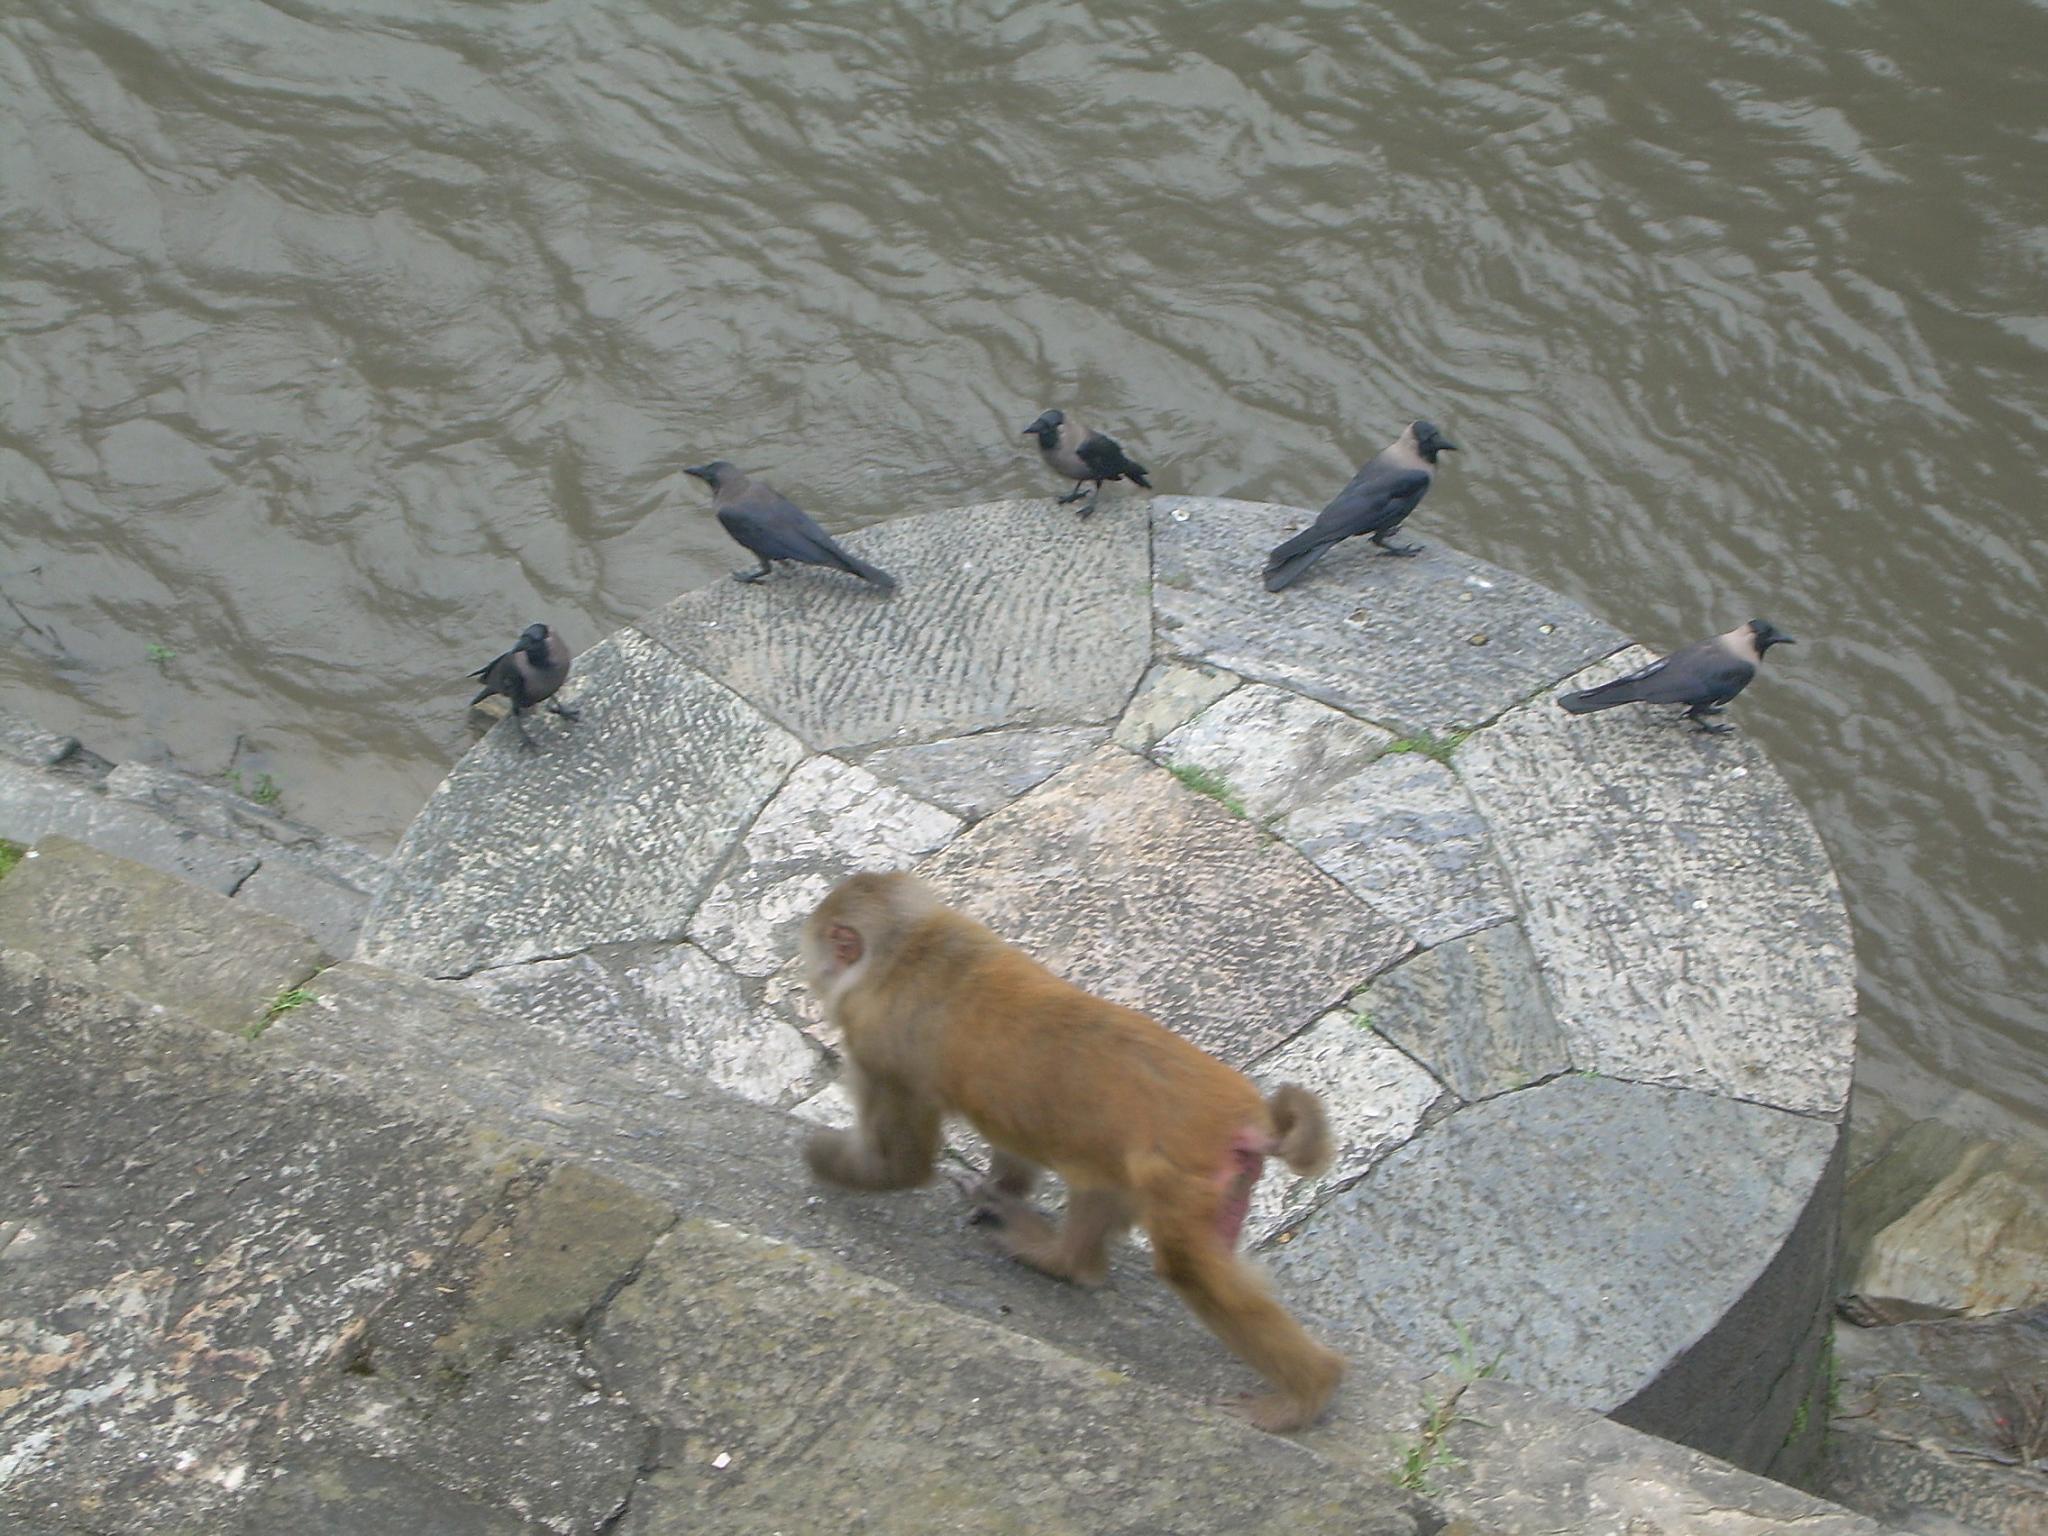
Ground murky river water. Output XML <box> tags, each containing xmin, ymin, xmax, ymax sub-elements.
<box><xmin>3</xmin><ymin>0</ymin><xmax>2043</xmax><ymax>1137</ymax></box>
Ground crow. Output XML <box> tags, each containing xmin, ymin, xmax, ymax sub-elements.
<box><xmin>684</xmin><ymin>462</ymin><xmax>898</xmax><ymax>593</ymax></box>
<box><xmin>1021</xmin><ymin>409</ymin><xmax>1151</xmax><ymax>514</ymax></box>
<box><xmin>468</xmin><ymin>623</ymin><xmax>576</xmax><ymax>750</ymax></box>
<box><xmin>1558</xmin><ymin>620</ymin><xmax>1795</xmax><ymax>733</ymax></box>
<box><xmin>1263</xmin><ymin>420</ymin><xmax>1458</xmax><ymax>591</ymax></box>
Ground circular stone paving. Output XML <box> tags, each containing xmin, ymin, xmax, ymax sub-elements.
<box><xmin>356</xmin><ymin>495</ymin><xmax>1857</xmax><ymax>1464</ymax></box>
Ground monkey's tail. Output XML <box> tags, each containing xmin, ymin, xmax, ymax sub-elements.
<box><xmin>1266</xmin><ymin>1083</ymin><xmax>1333</xmax><ymax>1178</ymax></box>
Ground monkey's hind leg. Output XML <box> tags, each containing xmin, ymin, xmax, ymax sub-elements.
<box><xmin>1151</xmin><ymin>1222</ymin><xmax>1343</xmax><ymax>1433</ymax></box>
<box><xmin>803</xmin><ymin>1071</ymin><xmax>941</xmax><ymax>1192</ymax></box>
<box><xmin>978</xmin><ymin>1187</ymin><xmax>1131</xmax><ymax>1289</ymax></box>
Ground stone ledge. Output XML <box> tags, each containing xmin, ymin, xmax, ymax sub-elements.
<box><xmin>356</xmin><ymin>627</ymin><xmax>807</xmax><ymax>977</ymax></box>
<box><xmin>1151</xmin><ymin>496</ymin><xmax>1629</xmax><ymax>734</ymax></box>
<box><xmin>0</xmin><ymin>837</ymin><xmax>326</xmax><ymax>1032</ymax></box>
<box><xmin>329</xmin><ymin>497</ymin><xmax>1857</xmax><ymax>1490</ymax></box>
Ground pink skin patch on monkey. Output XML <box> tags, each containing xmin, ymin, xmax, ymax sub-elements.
<box><xmin>1214</xmin><ymin>1128</ymin><xmax>1273</xmax><ymax>1247</ymax></box>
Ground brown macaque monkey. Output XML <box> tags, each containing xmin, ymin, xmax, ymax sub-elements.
<box><xmin>799</xmin><ymin>870</ymin><xmax>1344</xmax><ymax>1433</ymax></box>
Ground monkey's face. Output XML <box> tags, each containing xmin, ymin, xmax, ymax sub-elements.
<box><xmin>801</xmin><ymin>909</ymin><xmax>868</xmax><ymax>1003</ymax></box>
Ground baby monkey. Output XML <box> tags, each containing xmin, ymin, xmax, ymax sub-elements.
<box><xmin>800</xmin><ymin>871</ymin><xmax>1344</xmax><ymax>1432</ymax></box>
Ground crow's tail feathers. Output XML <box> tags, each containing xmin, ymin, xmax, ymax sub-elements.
<box><xmin>1261</xmin><ymin>539</ymin><xmax>1332</xmax><ymax>593</ymax></box>
<box><xmin>1557</xmin><ymin>679</ymin><xmax>1637</xmax><ymax>714</ymax></box>
<box><xmin>832</xmin><ymin>547</ymin><xmax>899</xmax><ymax>594</ymax></box>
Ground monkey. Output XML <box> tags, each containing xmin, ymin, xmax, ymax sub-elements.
<box><xmin>799</xmin><ymin>870</ymin><xmax>1344</xmax><ymax>1433</ymax></box>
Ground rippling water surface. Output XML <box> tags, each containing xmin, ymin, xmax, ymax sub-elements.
<box><xmin>3</xmin><ymin>0</ymin><xmax>2044</xmax><ymax>1135</ymax></box>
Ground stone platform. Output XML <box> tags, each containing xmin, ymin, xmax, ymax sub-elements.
<box><xmin>346</xmin><ymin>495</ymin><xmax>1859</xmax><ymax>1475</ymax></box>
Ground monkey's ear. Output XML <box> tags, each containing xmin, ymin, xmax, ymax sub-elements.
<box><xmin>829</xmin><ymin>923</ymin><xmax>863</xmax><ymax>968</ymax></box>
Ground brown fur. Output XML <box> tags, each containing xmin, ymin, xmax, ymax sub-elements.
<box><xmin>800</xmin><ymin>871</ymin><xmax>1344</xmax><ymax>1432</ymax></box>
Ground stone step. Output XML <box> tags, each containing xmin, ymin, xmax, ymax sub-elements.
<box><xmin>0</xmin><ymin>843</ymin><xmax>1902</xmax><ymax>1535</ymax></box>
<box><xmin>0</xmin><ymin>837</ymin><xmax>328</xmax><ymax>1035</ymax></box>
<box><xmin>0</xmin><ymin>744</ymin><xmax>386</xmax><ymax>955</ymax></box>
<box><xmin>0</xmin><ymin>947</ymin><xmax>1433</xmax><ymax>1536</ymax></box>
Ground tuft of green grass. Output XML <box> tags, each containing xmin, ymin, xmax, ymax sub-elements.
<box><xmin>1782</xmin><ymin>1397</ymin><xmax>1810</xmax><ymax>1450</ymax></box>
<box><xmin>146</xmin><ymin>643</ymin><xmax>176</xmax><ymax>668</ymax></box>
<box><xmin>0</xmin><ymin>840</ymin><xmax>25</xmax><ymax>881</ymax></box>
<box><xmin>1392</xmin><ymin>1325</ymin><xmax>1503</xmax><ymax>1494</ymax></box>
<box><xmin>246</xmin><ymin>985</ymin><xmax>316</xmax><ymax>1040</ymax></box>
<box><xmin>1167</xmin><ymin>761</ymin><xmax>1246</xmax><ymax>818</ymax></box>
<box><xmin>1381</xmin><ymin>729</ymin><xmax>1470</xmax><ymax>766</ymax></box>
<box><xmin>223</xmin><ymin>768</ymin><xmax>283</xmax><ymax>807</ymax></box>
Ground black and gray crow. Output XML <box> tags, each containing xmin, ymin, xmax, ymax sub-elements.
<box><xmin>1262</xmin><ymin>420</ymin><xmax>1458</xmax><ymax>591</ymax></box>
<box><xmin>1558</xmin><ymin>620</ymin><xmax>1795</xmax><ymax>733</ymax></box>
<box><xmin>684</xmin><ymin>462</ymin><xmax>897</xmax><ymax>593</ymax></box>
<box><xmin>468</xmin><ymin>623</ymin><xmax>575</xmax><ymax>751</ymax></box>
<box><xmin>1021</xmin><ymin>409</ymin><xmax>1151</xmax><ymax>513</ymax></box>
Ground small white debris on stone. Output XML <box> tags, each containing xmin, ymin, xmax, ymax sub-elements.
<box><xmin>712</xmin><ymin>1451</ymin><xmax>732</xmax><ymax>1470</ymax></box>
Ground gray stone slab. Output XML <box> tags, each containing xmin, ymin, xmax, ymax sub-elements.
<box><xmin>1362</xmin><ymin>921</ymin><xmax>1572</xmax><ymax>1102</ymax></box>
<box><xmin>0</xmin><ymin>758</ymin><xmax>259</xmax><ymax>894</ymax></box>
<box><xmin>1458</xmin><ymin>649</ymin><xmax>1858</xmax><ymax>1116</ymax></box>
<box><xmin>1282</xmin><ymin>751</ymin><xmax>1517</xmax><ymax>945</ymax></box>
<box><xmin>918</xmin><ymin>746</ymin><xmax>1412</xmax><ymax>1064</ymax></box>
<box><xmin>0</xmin><ymin>837</ymin><xmax>327</xmax><ymax>1030</ymax></box>
<box><xmin>233</xmin><ymin>860</ymin><xmax>373</xmax><ymax>958</ymax></box>
<box><xmin>357</xmin><ymin>628</ymin><xmax>806</xmax><ymax>977</ymax></box>
<box><xmin>634</xmin><ymin>498</ymin><xmax>1152</xmax><ymax>751</ymax></box>
<box><xmin>1820</xmin><ymin>1305</ymin><xmax>2048</xmax><ymax>1536</ymax></box>
<box><xmin>855</xmin><ymin>726</ymin><xmax>1109</xmax><ymax>821</ymax></box>
<box><xmin>0</xmin><ymin>955</ymin><xmax>525</xmax><ymax>1535</ymax></box>
<box><xmin>1244</xmin><ymin>1008</ymin><xmax>1445</xmax><ymax>1245</ymax></box>
<box><xmin>1152</xmin><ymin>496</ymin><xmax>1628</xmax><ymax>734</ymax></box>
<box><xmin>1156</xmin><ymin>684</ymin><xmax>1394</xmax><ymax>823</ymax></box>
<box><xmin>104</xmin><ymin>761</ymin><xmax>388</xmax><ymax>893</ymax></box>
<box><xmin>457</xmin><ymin>942</ymin><xmax>829</xmax><ymax>1109</ymax></box>
<box><xmin>592</xmin><ymin>1220</ymin><xmax>1431</xmax><ymax>1536</ymax></box>
<box><xmin>1436</xmin><ymin>1377</ymin><xmax>1895</xmax><ymax>1536</ymax></box>
<box><xmin>0</xmin><ymin>708</ymin><xmax>78</xmax><ymax>768</ymax></box>
<box><xmin>688</xmin><ymin>755</ymin><xmax>962</xmax><ymax>977</ymax></box>
<box><xmin>1265</xmin><ymin>1074</ymin><xmax>1836</xmax><ymax>1411</ymax></box>
<box><xmin>1112</xmin><ymin>660</ymin><xmax>1241</xmax><ymax>751</ymax></box>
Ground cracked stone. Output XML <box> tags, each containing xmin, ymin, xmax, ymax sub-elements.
<box><xmin>459</xmin><ymin>943</ymin><xmax>828</xmax><ymax>1109</ymax></box>
<box><xmin>1155</xmin><ymin>684</ymin><xmax>1393</xmax><ymax>823</ymax></box>
<box><xmin>1151</xmin><ymin>496</ymin><xmax>1627</xmax><ymax>734</ymax></box>
<box><xmin>1266</xmin><ymin>1074</ymin><xmax>1836</xmax><ymax>1410</ymax></box>
<box><xmin>1244</xmin><ymin>1008</ymin><xmax>1444</xmax><ymax>1245</ymax></box>
<box><xmin>853</xmin><ymin>726</ymin><xmax>1108</xmax><ymax>822</ymax></box>
<box><xmin>918</xmin><ymin>745</ymin><xmax>1411</xmax><ymax>1064</ymax></box>
<box><xmin>1282</xmin><ymin>751</ymin><xmax>1516</xmax><ymax>947</ymax></box>
<box><xmin>689</xmin><ymin>755</ymin><xmax>962</xmax><ymax>977</ymax></box>
<box><xmin>1112</xmin><ymin>661</ymin><xmax>1241</xmax><ymax>751</ymax></box>
<box><xmin>1457</xmin><ymin>648</ymin><xmax>1858</xmax><ymax>1115</ymax></box>
<box><xmin>357</xmin><ymin>628</ymin><xmax>806</xmax><ymax>978</ymax></box>
<box><xmin>1361</xmin><ymin>922</ymin><xmax>1571</xmax><ymax>1102</ymax></box>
